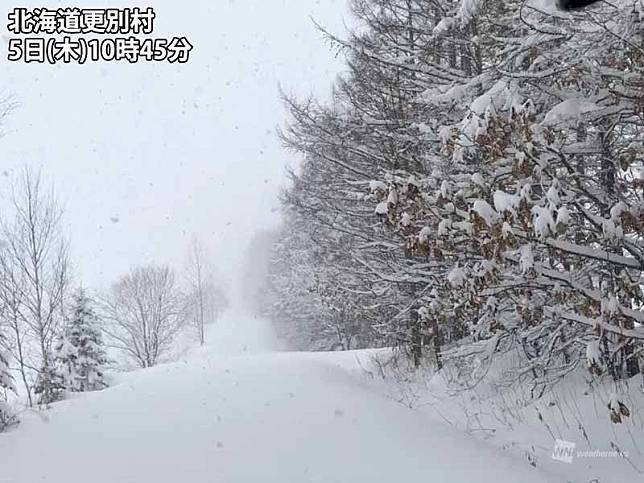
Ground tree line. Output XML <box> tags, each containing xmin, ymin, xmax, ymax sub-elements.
<box><xmin>0</xmin><ymin>166</ymin><xmax>227</xmax><ymax>430</ymax></box>
<box><xmin>259</xmin><ymin>0</ymin><xmax>643</xmax><ymax>398</ymax></box>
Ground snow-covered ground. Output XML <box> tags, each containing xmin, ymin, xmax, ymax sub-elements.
<box><xmin>389</xmin><ymin>359</ymin><xmax>644</xmax><ymax>483</ymax></box>
<box><xmin>0</xmin><ymin>308</ymin><xmax>562</xmax><ymax>483</ymax></box>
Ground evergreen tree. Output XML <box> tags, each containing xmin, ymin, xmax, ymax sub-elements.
<box><xmin>54</xmin><ymin>289</ymin><xmax>108</xmax><ymax>393</ymax></box>
<box><xmin>33</xmin><ymin>359</ymin><xmax>65</xmax><ymax>405</ymax></box>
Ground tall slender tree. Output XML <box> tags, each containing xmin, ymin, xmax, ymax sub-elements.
<box><xmin>1</xmin><ymin>167</ymin><xmax>69</xmax><ymax>405</ymax></box>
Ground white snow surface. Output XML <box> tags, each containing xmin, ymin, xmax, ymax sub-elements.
<box><xmin>542</xmin><ymin>99</ymin><xmax>601</xmax><ymax>126</ymax></box>
<box><xmin>0</xmin><ymin>308</ymin><xmax>559</xmax><ymax>483</ymax></box>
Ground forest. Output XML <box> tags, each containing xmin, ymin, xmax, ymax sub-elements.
<box><xmin>259</xmin><ymin>0</ymin><xmax>644</xmax><ymax>392</ymax></box>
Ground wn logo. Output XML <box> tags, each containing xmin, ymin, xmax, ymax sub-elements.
<box><xmin>552</xmin><ymin>439</ymin><xmax>576</xmax><ymax>464</ymax></box>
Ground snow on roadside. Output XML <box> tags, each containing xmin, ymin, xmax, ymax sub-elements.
<box><xmin>380</xmin><ymin>353</ymin><xmax>644</xmax><ymax>483</ymax></box>
<box><xmin>0</xmin><ymin>311</ymin><xmax>560</xmax><ymax>483</ymax></box>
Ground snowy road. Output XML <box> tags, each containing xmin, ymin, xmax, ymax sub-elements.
<box><xmin>0</xmin><ymin>311</ymin><xmax>560</xmax><ymax>483</ymax></box>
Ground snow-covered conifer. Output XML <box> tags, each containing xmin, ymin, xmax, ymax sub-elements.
<box><xmin>54</xmin><ymin>289</ymin><xmax>108</xmax><ymax>393</ymax></box>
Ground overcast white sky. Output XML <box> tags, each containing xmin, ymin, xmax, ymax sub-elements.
<box><xmin>0</xmin><ymin>0</ymin><xmax>347</xmax><ymax>294</ymax></box>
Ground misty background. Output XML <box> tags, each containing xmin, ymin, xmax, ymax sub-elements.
<box><xmin>0</xmin><ymin>0</ymin><xmax>346</xmax><ymax>295</ymax></box>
